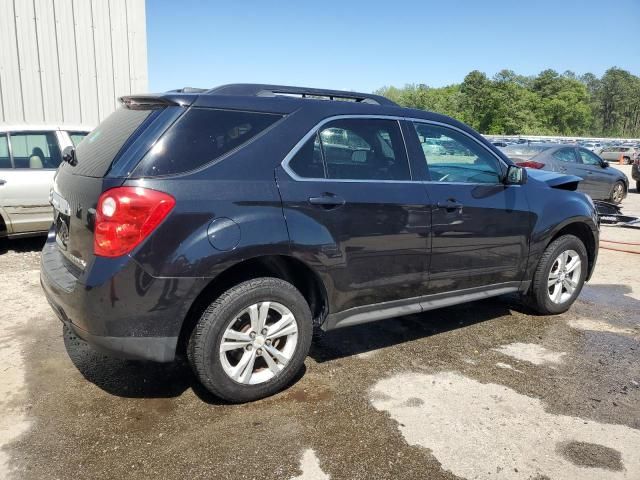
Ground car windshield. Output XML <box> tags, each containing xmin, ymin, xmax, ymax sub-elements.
<box><xmin>501</xmin><ymin>144</ymin><xmax>552</xmax><ymax>159</ymax></box>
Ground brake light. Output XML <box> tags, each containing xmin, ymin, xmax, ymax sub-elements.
<box><xmin>94</xmin><ymin>187</ymin><xmax>175</xmax><ymax>257</ymax></box>
<box><xmin>516</xmin><ymin>161</ymin><xmax>545</xmax><ymax>169</ymax></box>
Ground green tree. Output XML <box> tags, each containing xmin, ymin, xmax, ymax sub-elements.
<box><xmin>375</xmin><ymin>67</ymin><xmax>640</xmax><ymax>137</ymax></box>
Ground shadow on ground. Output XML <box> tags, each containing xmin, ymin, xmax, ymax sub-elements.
<box><xmin>0</xmin><ymin>235</ymin><xmax>46</xmax><ymax>255</ymax></box>
<box><xmin>310</xmin><ymin>296</ymin><xmax>523</xmax><ymax>362</ymax></box>
<box><xmin>62</xmin><ymin>325</ymin><xmax>307</xmax><ymax>404</ymax></box>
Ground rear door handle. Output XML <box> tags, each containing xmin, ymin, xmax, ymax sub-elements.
<box><xmin>308</xmin><ymin>193</ymin><xmax>345</xmax><ymax>209</ymax></box>
<box><xmin>437</xmin><ymin>200</ymin><xmax>463</xmax><ymax>211</ymax></box>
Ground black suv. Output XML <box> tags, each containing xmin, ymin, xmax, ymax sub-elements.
<box><xmin>41</xmin><ymin>84</ymin><xmax>599</xmax><ymax>402</ymax></box>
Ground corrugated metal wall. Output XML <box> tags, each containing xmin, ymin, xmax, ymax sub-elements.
<box><xmin>0</xmin><ymin>0</ymin><xmax>147</xmax><ymax>127</ymax></box>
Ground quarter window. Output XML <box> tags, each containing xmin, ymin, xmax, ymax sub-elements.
<box><xmin>552</xmin><ymin>148</ymin><xmax>578</xmax><ymax>163</ymax></box>
<box><xmin>412</xmin><ymin>123</ymin><xmax>502</xmax><ymax>184</ymax></box>
<box><xmin>320</xmin><ymin>119</ymin><xmax>410</xmax><ymax>181</ymax></box>
<box><xmin>9</xmin><ymin>132</ymin><xmax>61</xmax><ymax>169</ymax></box>
<box><xmin>0</xmin><ymin>134</ymin><xmax>10</xmax><ymax>168</ymax></box>
<box><xmin>134</xmin><ymin>108</ymin><xmax>282</xmax><ymax>176</ymax></box>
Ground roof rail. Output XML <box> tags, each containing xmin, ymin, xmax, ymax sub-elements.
<box><xmin>205</xmin><ymin>84</ymin><xmax>398</xmax><ymax>106</ymax></box>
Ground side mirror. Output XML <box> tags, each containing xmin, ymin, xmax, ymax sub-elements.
<box><xmin>601</xmin><ymin>161</ymin><xmax>608</xmax><ymax>168</ymax></box>
<box><xmin>62</xmin><ymin>146</ymin><xmax>77</xmax><ymax>166</ymax></box>
<box><xmin>505</xmin><ymin>165</ymin><xmax>527</xmax><ymax>185</ymax></box>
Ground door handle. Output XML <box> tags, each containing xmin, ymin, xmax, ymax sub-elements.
<box><xmin>436</xmin><ymin>200</ymin><xmax>463</xmax><ymax>211</ymax></box>
<box><xmin>308</xmin><ymin>193</ymin><xmax>345</xmax><ymax>209</ymax></box>
<box><xmin>0</xmin><ymin>179</ymin><xmax>6</xmax><ymax>186</ymax></box>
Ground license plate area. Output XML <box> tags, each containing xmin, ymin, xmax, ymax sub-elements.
<box><xmin>51</xmin><ymin>192</ymin><xmax>71</xmax><ymax>250</ymax></box>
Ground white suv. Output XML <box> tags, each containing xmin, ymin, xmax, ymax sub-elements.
<box><xmin>0</xmin><ymin>126</ymin><xmax>92</xmax><ymax>238</ymax></box>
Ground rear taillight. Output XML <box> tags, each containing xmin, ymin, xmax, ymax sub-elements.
<box><xmin>94</xmin><ymin>187</ymin><xmax>175</xmax><ymax>257</ymax></box>
<box><xmin>516</xmin><ymin>161</ymin><xmax>545</xmax><ymax>169</ymax></box>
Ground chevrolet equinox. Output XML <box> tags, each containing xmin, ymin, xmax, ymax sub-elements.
<box><xmin>41</xmin><ymin>84</ymin><xmax>599</xmax><ymax>402</ymax></box>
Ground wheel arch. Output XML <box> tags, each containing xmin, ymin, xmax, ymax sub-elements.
<box><xmin>176</xmin><ymin>254</ymin><xmax>328</xmax><ymax>355</ymax></box>
<box><xmin>0</xmin><ymin>206</ymin><xmax>11</xmax><ymax>237</ymax></box>
<box><xmin>546</xmin><ymin>221</ymin><xmax>597</xmax><ymax>281</ymax></box>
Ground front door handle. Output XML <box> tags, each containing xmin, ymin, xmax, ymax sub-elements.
<box><xmin>0</xmin><ymin>179</ymin><xmax>6</xmax><ymax>186</ymax></box>
<box><xmin>436</xmin><ymin>200</ymin><xmax>463</xmax><ymax>211</ymax></box>
<box><xmin>308</xmin><ymin>193</ymin><xmax>345</xmax><ymax>209</ymax></box>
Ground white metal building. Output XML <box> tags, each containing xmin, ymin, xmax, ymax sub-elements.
<box><xmin>0</xmin><ymin>0</ymin><xmax>148</xmax><ymax>127</ymax></box>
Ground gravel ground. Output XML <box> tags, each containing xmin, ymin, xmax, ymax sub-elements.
<box><xmin>0</xmin><ymin>166</ymin><xmax>639</xmax><ymax>480</ymax></box>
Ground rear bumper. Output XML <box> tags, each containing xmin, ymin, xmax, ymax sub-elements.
<box><xmin>40</xmin><ymin>234</ymin><xmax>205</xmax><ymax>362</ymax></box>
<box><xmin>45</xmin><ymin>294</ymin><xmax>177</xmax><ymax>361</ymax></box>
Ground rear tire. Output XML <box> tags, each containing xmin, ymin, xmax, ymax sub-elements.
<box><xmin>610</xmin><ymin>181</ymin><xmax>625</xmax><ymax>204</ymax></box>
<box><xmin>624</xmin><ymin>156</ymin><xmax>632</xmax><ymax>165</ymax></box>
<box><xmin>525</xmin><ymin>235</ymin><xmax>588</xmax><ymax>315</ymax></box>
<box><xmin>188</xmin><ymin>277</ymin><xmax>312</xmax><ymax>403</ymax></box>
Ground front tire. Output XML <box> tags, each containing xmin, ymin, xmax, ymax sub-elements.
<box><xmin>525</xmin><ymin>235</ymin><xmax>588</xmax><ymax>315</ymax></box>
<box><xmin>610</xmin><ymin>181</ymin><xmax>625</xmax><ymax>204</ymax></box>
<box><xmin>636</xmin><ymin>180</ymin><xmax>640</xmax><ymax>193</ymax></box>
<box><xmin>188</xmin><ymin>278</ymin><xmax>312</xmax><ymax>403</ymax></box>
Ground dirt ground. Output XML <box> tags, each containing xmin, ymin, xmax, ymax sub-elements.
<box><xmin>1</xmin><ymin>166</ymin><xmax>639</xmax><ymax>480</ymax></box>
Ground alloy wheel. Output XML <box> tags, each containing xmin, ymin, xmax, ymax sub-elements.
<box><xmin>219</xmin><ymin>301</ymin><xmax>298</xmax><ymax>385</ymax></box>
<box><xmin>547</xmin><ymin>249</ymin><xmax>582</xmax><ymax>304</ymax></box>
<box><xmin>612</xmin><ymin>183</ymin><xmax>624</xmax><ymax>203</ymax></box>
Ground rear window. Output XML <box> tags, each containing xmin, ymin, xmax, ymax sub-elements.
<box><xmin>501</xmin><ymin>144</ymin><xmax>552</xmax><ymax>159</ymax></box>
<box><xmin>133</xmin><ymin>108</ymin><xmax>282</xmax><ymax>177</ymax></box>
<box><xmin>72</xmin><ymin>107</ymin><xmax>153</xmax><ymax>177</ymax></box>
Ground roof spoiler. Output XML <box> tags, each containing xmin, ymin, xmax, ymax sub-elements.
<box><xmin>206</xmin><ymin>84</ymin><xmax>398</xmax><ymax>106</ymax></box>
<box><xmin>119</xmin><ymin>95</ymin><xmax>179</xmax><ymax>109</ymax></box>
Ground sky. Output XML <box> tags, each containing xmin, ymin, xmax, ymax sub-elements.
<box><xmin>146</xmin><ymin>0</ymin><xmax>640</xmax><ymax>94</ymax></box>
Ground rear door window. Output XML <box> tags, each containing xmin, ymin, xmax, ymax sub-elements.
<box><xmin>552</xmin><ymin>148</ymin><xmax>579</xmax><ymax>163</ymax></box>
<box><xmin>0</xmin><ymin>134</ymin><xmax>11</xmax><ymax>168</ymax></box>
<box><xmin>9</xmin><ymin>132</ymin><xmax>61</xmax><ymax>169</ymax></box>
<box><xmin>133</xmin><ymin>108</ymin><xmax>283</xmax><ymax>176</ymax></box>
<box><xmin>318</xmin><ymin>118</ymin><xmax>411</xmax><ymax>181</ymax></box>
<box><xmin>71</xmin><ymin>107</ymin><xmax>154</xmax><ymax>177</ymax></box>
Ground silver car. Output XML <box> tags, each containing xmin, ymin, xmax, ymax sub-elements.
<box><xmin>0</xmin><ymin>126</ymin><xmax>91</xmax><ymax>238</ymax></box>
<box><xmin>599</xmin><ymin>146</ymin><xmax>639</xmax><ymax>165</ymax></box>
<box><xmin>501</xmin><ymin>143</ymin><xmax>629</xmax><ymax>203</ymax></box>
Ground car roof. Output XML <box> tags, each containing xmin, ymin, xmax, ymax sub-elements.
<box><xmin>127</xmin><ymin>83</ymin><xmax>473</xmax><ymax>132</ymax></box>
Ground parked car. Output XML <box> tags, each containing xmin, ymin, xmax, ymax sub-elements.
<box><xmin>0</xmin><ymin>126</ymin><xmax>91</xmax><ymax>238</ymax></box>
<box><xmin>582</xmin><ymin>142</ymin><xmax>601</xmax><ymax>152</ymax></box>
<box><xmin>501</xmin><ymin>144</ymin><xmax>628</xmax><ymax>203</ymax></box>
<box><xmin>599</xmin><ymin>146</ymin><xmax>639</xmax><ymax>165</ymax></box>
<box><xmin>41</xmin><ymin>84</ymin><xmax>599</xmax><ymax>403</ymax></box>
